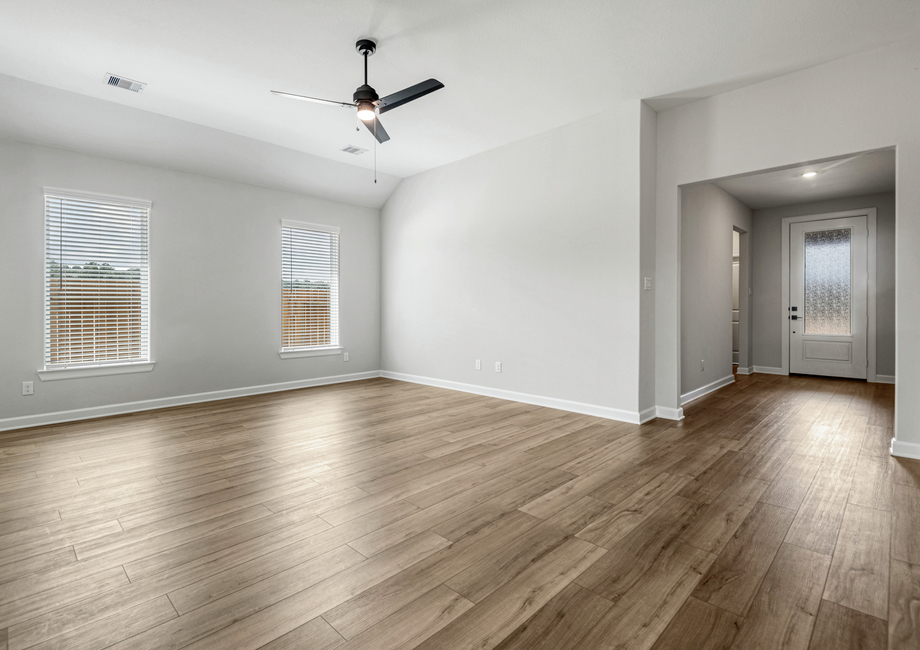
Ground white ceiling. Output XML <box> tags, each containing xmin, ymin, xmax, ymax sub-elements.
<box><xmin>0</xmin><ymin>73</ymin><xmax>401</xmax><ymax>208</ymax></box>
<box><xmin>0</xmin><ymin>0</ymin><xmax>918</xmax><ymax>197</ymax></box>
<box><xmin>712</xmin><ymin>149</ymin><xmax>897</xmax><ymax>210</ymax></box>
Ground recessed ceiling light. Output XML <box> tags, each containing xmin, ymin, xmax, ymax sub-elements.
<box><xmin>801</xmin><ymin>171</ymin><xmax>818</xmax><ymax>178</ymax></box>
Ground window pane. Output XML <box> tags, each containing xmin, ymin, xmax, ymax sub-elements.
<box><xmin>281</xmin><ymin>224</ymin><xmax>339</xmax><ymax>349</ymax></box>
<box><xmin>45</xmin><ymin>193</ymin><xmax>150</xmax><ymax>367</ymax></box>
<box><xmin>804</xmin><ymin>228</ymin><xmax>851</xmax><ymax>335</ymax></box>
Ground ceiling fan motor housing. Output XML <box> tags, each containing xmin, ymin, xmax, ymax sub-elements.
<box><xmin>272</xmin><ymin>37</ymin><xmax>442</xmax><ymax>145</ymax></box>
<box><xmin>353</xmin><ymin>84</ymin><xmax>379</xmax><ymax>103</ymax></box>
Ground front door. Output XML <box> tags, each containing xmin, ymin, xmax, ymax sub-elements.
<box><xmin>789</xmin><ymin>216</ymin><xmax>867</xmax><ymax>379</ymax></box>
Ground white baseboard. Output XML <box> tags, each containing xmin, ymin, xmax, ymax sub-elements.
<box><xmin>874</xmin><ymin>375</ymin><xmax>896</xmax><ymax>385</ymax></box>
<box><xmin>736</xmin><ymin>366</ymin><xmax>753</xmax><ymax>375</ymax></box>
<box><xmin>0</xmin><ymin>371</ymin><xmax>382</xmax><ymax>433</ymax></box>
<box><xmin>655</xmin><ymin>405</ymin><xmax>684</xmax><ymax>421</ymax></box>
<box><xmin>681</xmin><ymin>375</ymin><xmax>735</xmax><ymax>406</ymax></box>
<box><xmin>891</xmin><ymin>437</ymin><xmax>920</xmax><ymax>460</ymax></box>
<box><xmin>638</xmin><ymin>406</ymin><xmax>658</xmax><ymax>424</ymax></box>
<box><xmin>381</xmin><ymin>371</ymin><xmax>644</xmax><ymax>424</ymax></box>
<box><xmin>753</xmin><ymin>366</ymin><xmax>786</xmax><ymax>375</ymax></box>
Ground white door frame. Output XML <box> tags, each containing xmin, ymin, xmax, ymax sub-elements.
<box><xmin>781</xmin><ymin>208</ymin><xmax>877</xmax><ymax>381</ymax></box>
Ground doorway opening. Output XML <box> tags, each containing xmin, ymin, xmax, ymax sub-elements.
<box><xmin>732</xmin><ymin>229</ymin><xmax>740</xmax><ymax>374</ymax></box>
<box><xmin>678</xmin><ymin>147</ymin><xmax>895</xmax><ymax>409</ymax></box>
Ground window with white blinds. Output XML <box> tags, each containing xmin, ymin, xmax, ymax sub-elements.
<box><xmin>281</xmin><ymin>221</ymin><xmax>340</xmax><ymax>352</ymax></box>
<box><xmin>44</xmin><ymin>189</ymin><xmax>150</xmax><ymax>368</ymax></box>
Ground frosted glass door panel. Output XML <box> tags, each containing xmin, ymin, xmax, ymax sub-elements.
<box><xmin>804</xmin><ymin>228</ymin><xmax>851</xmax><ymax>335</ymax></box>
<box><xmin>789</xmin><ymin>215</ymin><xmax>867</xmax><ymax>380</ymax></box>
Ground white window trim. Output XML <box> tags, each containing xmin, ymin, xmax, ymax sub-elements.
<box><xmin>43</xmin><ymin>187</ymin><xmax>152</xmax><ymax>209</ymax></box>
<box><xmin>41</xmin><ymin>187</ymin><xmax>153</xmax><ymax>377</ymax></box>
<box><xmin>281</xmin><ymin>219</ymin><xmax>340</xmax><ymax>235</ymax></box>
<box><xmin>279</xmin><ymin>346</ymin><xmax>343</xmax><ymax>359</ymax></box>
<box><xmin>280</xmin><ymin>220</ymin><xmax>342</xmax><ymax>358</ymax></box>
<box><xmin>38</xmin><ymin>361</ymin><xmax>155</xmax><ymax>381</ymax></box>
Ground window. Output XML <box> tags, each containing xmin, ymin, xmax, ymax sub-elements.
<box><xmin>280</xmin><ymin>220</ymin><xmax>341</xmax><ymax>358</ymax></box>
<box><xmin>40</xmin><ymin>188</ymin><xmax>152</xmax><ymax>379</ymax></box>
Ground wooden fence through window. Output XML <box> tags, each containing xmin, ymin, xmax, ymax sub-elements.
<box><xmin>281</xmin><ymin>283</ymin><xmax>332</xmax><ymax>348</ymax></box>
<box><xmin>48</xmin><ymin>275</ymin><xmax>144</xmax><ymax>364</ymax></box>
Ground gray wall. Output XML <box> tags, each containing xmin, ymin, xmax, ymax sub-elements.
<box><xmin>680</xmin><ymin>183</ymin><xmax>752</xmax><ymax>397</ymax></box>
<box><xmin>638</xmin><ymin>102</ymin><xmax>658</xmax><ymax>413</ymax></box>
<box><xmin>381</xmin><ymin>102</ymin><xmax>650</xmax><ymax>417</ymax></box>
<box><xmin>751</xmin><ymin>192</ymin><xmax>896</xmax><ymax>375</ymax></box>
<box><xmin>0</xmin><ymin>140</ymin><xmax>381</xmax><ymax>423</ymax></box>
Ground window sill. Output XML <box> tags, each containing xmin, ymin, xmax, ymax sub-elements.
<box><xmin>38</xmin><ymin>361</ymin><xmax>156</xmax><ymax>381</ymax></box>
<box><xmin>279</xmin><ymin>346</ymin><xmax>342</xmax><ymax>359</ymax></box>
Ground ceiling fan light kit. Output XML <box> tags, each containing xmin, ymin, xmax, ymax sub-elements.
<box><xmin>356</xmin><ymin>100</ymin><xmax>376</xmax><ymax>122</ymax></box>
<box><xmin>271</xmin><ymin>39</ymin><xmax>444</xmax><ymax>145</ymax></box>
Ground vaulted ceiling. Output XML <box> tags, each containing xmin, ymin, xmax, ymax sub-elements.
<box><xmin>1</xmin><ymin>0</ymin><xmax>918</xmax><ymax>207</ymax></box>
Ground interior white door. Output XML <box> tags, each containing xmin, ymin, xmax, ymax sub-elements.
<box><xmin>732</xmin><ymin>259</ymin><xmax>740</xmax><ymax>364</ymax></box>
<box><xmin>789</xmin><ymin>216</ymin><xmax>867</xmax><ymax>379</ymax></box>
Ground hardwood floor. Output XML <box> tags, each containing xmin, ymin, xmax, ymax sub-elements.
<box><xmin>0</xmin><ymin>374</ymin><xmax>915</xmax><ymax>650</ymax></box>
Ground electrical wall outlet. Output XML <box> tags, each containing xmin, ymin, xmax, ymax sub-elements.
<box><xmin>22</xmin><ymin>381</ymin><xmax>33</xmax><ymax>396</ymax></box>
<box><xmin>343</xmin><ymin>352</ymin><xmax>349</xmax><ymax>362</ymax></box>
<box><xmin>701</xmin><ymin>359</ymin><xmax>705</xmax><ymax>371</ymax></box>
<box><xmin>475</xmin><ymin>359</ymin><xmax>481</xmax><ymax>370</ymax></box>
<box><xmin>495</xmin><ymin>362</ymin><xmax>502</xmax><ymax>373</ymax></box>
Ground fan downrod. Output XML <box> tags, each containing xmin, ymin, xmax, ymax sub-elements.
<box><xmin>355</xmin><ymin>39</ymin><xmax>377</xmax><ymax>57</ymax></box>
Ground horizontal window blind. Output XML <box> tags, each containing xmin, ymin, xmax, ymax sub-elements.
<box><xmin>281</xmin><ymin>221</ymin><xmax>339</xmax><ymax>350</ymax></box>
<box><xmin>44</xmin><ymin>191</ymin><xmax>150</xmax><ymax>368</ymax></box>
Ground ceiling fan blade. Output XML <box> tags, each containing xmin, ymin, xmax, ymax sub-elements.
<box><xmin>377</xmin><ymin>79</ymin><xmax>444</xmax><ymax>114</ymax></box>
<box><xmin>270</xmin><ymin>90</ymin><xmax>354</xmax><ymax>108</ymax></box>
<box><xmin>361</xmin><ymin>116</ymin><xmax>390</xmax><ymax>143</ymax></box>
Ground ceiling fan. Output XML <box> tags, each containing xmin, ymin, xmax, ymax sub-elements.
<box><xmin>271</xmin><ymin>39</ymin><xmax>444</xmax><ymax>144</ymax></box>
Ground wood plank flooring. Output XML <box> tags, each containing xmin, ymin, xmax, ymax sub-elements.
<box><xmin>0</xmin><ymin>374</ymin><xmax>916</xmax><ymax>650</ymax></box>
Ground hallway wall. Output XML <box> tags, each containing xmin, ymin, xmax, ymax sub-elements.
<box><xmin>680</xmin><ymin>183</ymin><xmax>752</xmax><ymax>399</ymax></box>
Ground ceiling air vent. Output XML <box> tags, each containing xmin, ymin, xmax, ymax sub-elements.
<box><xmin>341</xmin><ymin>145</ymin><xmax>368</xmax><ymax>155</ymax></box>
<box><xmin>105</xmin><ymin>73</ymin><xmax>146</xmax><ymax>92</ymax></box>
